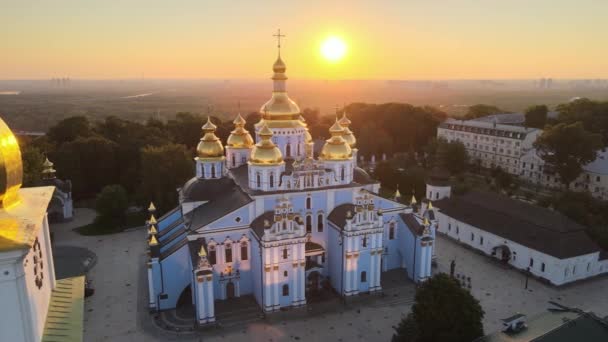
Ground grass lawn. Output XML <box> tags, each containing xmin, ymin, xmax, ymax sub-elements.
<box><xmin>75</xmin><ymin>211</ymin><xmax>148</xmax><ymax>236</ymax></box>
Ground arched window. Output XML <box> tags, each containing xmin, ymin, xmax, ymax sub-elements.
<box><xmin>211</xmin><ymin>164</ymin><xmax>216</xmax><ymax>178</ymax></box>
<box><xmin>282</xmin><ymin>284</ymin><xmax>289</xmax><ymax>296</ymax></box>
<box><xmin>306</xmin><ymin>215</ymin><xmax>312</xmax><ymax>233</ymax></box>
<box><xmin>283</xmin><ymin>248</ymin><xmax>289</xmax><ymax>259</ymax></box>
<box><xmin>208</xmin><ymin>245</ymin><xmax>217</xmax><ymax>265</ymax></box>
<box><xmin>286</xmin><ymin>144</ymin><xmax>291</xmax><ymax>158</ymax></box>
<box><xmin>282</xmin><ymin>221</ymin><xmax>287</xmax><ymax>230</ymax></box>
<box><xmin>225</xmin><ymin>244</ymin><xmax>233</xmax><ymax>263</ymax></box>
<box><xmin>389</xmin><ymin>222</ymin><xmax>395</xmax><ymax>240</ymax></box>
<box><xmin>240</xmin><ymin>243</ymin><xmax>248</xmax><ymax>261</ymax></box>
<box><xmin>270</xmin><ymin>173</ymin><xmax>274</xmax><ymax>188</ymax></box>
<box><xmin>362</xmin><ymin>236</ymin><xmax>367</xmax><ymax>247</ymax></box>
<box><xmin>435</xmin><ymin>192</ymin><xmax>439</xmax><ymax>200</ymax></box>
<box><xmin>306</xmin><ymin>197</ymin><xmax>311</xmax><ymax>209</ymax></box>
<box><xmin>340</xmin><ymin>167</ymin><xmax>345</xmax><ymax>181</ymax></box>
<box><xmin>232</xmin><ymin>154</ymin><xmax>236</xmax><ymax>167</ymax></box>
<box><xmin>361</xmin><ymin>271</ymin><xmax>367</xmax><ymax>283</ymax></box>
<box><xmin>317</xmin><ymin>214</ymin><xmax>324</xmax><ymax>232</ymax></box>
<box><xmin>297</xmin><ymin>144</ymin><xmax>301</xmax><ymax>156</ymax></box>
<box><xmin>256</xmin><ymin>173</ymin><xmax>261</xmax><ymax>188</ymax></box>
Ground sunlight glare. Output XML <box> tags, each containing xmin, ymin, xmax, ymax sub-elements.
<box><xmin>321</xmin><ymin>36</ymin><xmax>347</xmax><ymax>62</ymax></box>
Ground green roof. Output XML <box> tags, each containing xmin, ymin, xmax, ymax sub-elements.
<box><xmin>42</xmin><ymin>276</ymin><xmax>85</xmax><ymax>342</ymax></box>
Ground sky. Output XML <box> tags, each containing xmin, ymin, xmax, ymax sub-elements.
<box><xmin>1</xmin><ymin>0</ymin><xmax>608</xmax><ymax>80</ymax></box>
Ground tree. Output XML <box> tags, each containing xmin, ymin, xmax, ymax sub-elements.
<box><xmin>463</xmin><ymin>104</ymin><xmax>504</xmax><ymax>120</ymax></box>
<box><xmin>393</xmin><ymin>273</ymin><xmax>485</xmax><ymax>342</ymax></box>
<box><xmin>426</xmin><ymin>138</ymin><xmax>467</xmax><ymax>175</ymax></box>
<box><xmin>95</xmin><ymin>184</ymin><xmax>128</xmax><ymax>224</ymax></box>
<box><xmin>47</xmin><ymin>116</ymin><xmax>92</xmax><ymax>145</ymax></box>
<box><xmin>534</xmin><ymin>122</ymin><xmax>602</xmax><ymax>187</ymax></box>
<box><xmin>21</xmin><ymin>144</ymin><xmax>45</xmax><ymax>186</ymax></box>
<box><xmin>166</xmin><ymin>112</ymin><xmax>206</xmax><ymax>149</ymax></box>
<box><xmin>524</xmin><ymin>105</ymin><xmax>548</xmax><ymax>129</ymax></box>
<box><xmin>139</xmin><ymin>144</ymin><xmax>193</xmax><ymax>212</ymax></box>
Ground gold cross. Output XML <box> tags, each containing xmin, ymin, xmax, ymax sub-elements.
<box><xmin>273</xmin><ymin>29</ymin><xmax>286</xmax><ymax>52</ymax></box>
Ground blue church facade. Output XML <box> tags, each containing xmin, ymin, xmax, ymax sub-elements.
<box><xmin>146</xmin><ymin>51</ymin><xmax>436</xmax><ymax>325</ymax></box>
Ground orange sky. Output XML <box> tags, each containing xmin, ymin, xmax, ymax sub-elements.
<box><xmin>1</xmin><ymin>1</ymin><xmax>607</xmax><ymax>80</ymax></box>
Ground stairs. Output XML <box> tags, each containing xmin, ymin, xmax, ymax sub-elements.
<box><xmin>215</xmin><ymin>295</ymin><xmax>264</xmax><ymax>328</ymax></box>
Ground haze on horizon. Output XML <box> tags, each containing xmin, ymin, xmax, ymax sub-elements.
<box><xmin>2</xmin><ymin>0</ymin><xmax>608</xmax><ymax>80</ymax></box>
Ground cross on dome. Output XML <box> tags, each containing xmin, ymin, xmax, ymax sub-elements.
<box><xmin>273</xmin><ymin>29</ymin><xmax>285</xmax><ymax>55</ymax></box>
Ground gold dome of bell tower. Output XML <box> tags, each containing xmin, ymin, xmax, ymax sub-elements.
<box><xmin>339</xmin><ymin>111</ymin><xmax>357</xmax><ymax>148</ymax></box>
<box><xmin>196</xmin><ymin>117</ymin><xmax>225</xmax><ymax>160</ymax></box>
<box><xmin>0</xmin><ymin>117</ymin><xmax>22</xmax><ymax>208</ymax></box>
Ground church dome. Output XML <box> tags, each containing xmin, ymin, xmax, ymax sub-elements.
<box><xmin>320</xmin><ymin>120</ymin><xmax>352</xmax><ymax>161</ymax></box>
<box><xmin>304</xmin><ymin>129</ymin><xmax>313</xmax><ymax>143</ymax></box>
<box><xmin>249</xmin><ymin>124</ymin><xmax>284</xmax><ymax>165</ymax></box>
<box><xmin>338</xmin><ymin>112</ymin><xmax>356</xmax><ymax>148</ymax></box>
<box><xmin>196</xmin><ymin>117</ymin><xmax>225</xmax><ymax>159</ymax></box>
<box><xmin>0</xmin><ymin>117</ymin><xmax>22</xmax><ymax>208</ymax></box>
<box><xmin>259</xmin><ymin>55</ymin><xmax>301</xmax><ymax>120</ymax></box>
<box><xmin>227</xmin><ymin>114</ymin><xmax>254</xmax><ymax>148</ymax></box>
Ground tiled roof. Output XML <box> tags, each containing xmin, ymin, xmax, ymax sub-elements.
<box><xmin>328</xmin><ymin>203</ymin><xmax>356</xmax><ymax>230</ymax></box>
<box><xmin>399</xmin><ymin>213</ymin><xmax>425</xmax><ymax>236</ymax></box>
<box><xmin>435</xmin><ymin>191</ymin><xmax>600</xmax><ymax>259</ymax></box>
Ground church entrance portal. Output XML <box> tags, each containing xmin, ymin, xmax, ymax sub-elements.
<box><xmin>226</xmin><ymin>281</ymin><xmax>235</xmax><ymax>299</ymax></box>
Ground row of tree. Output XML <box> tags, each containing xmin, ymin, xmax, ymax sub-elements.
<box><xmin>20</xmin><ymin>103</ymin><xmax>446</xmax><ymax>214</ymax></box>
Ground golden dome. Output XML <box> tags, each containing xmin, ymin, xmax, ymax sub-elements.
<box><xmin>260</xmin><ymin>55</ymin><xmax>301</xmax><ymax>120</ymax></box>
<box><xmin>273</xmin><ymin>56</ymin><xmax>286</xmax><ymax>74</ymax></box>
<box><xmin>196</xmin><ymin>117</ymin><xmax>225</xmax><ymax>159</ymax></box>
<box><xmin>0</xmin><ymin>117</ymin><xmax>22</xmax><ymax>208</ymax></box>
<box><xmin>320</xmin><ymin>120</ymin><xmax>352</xmax><ymax>161</ymax></box>
<box><xmin>227</xmin><ymin>114</ymin><xmax>254</xmax><ymax>148</ymax></box>
<box><xmin>338</xmin><ymin>112</ymin><xmax>356</xmax><ymax>147</ymax></box>
<box><xmin>249</xmin><ymin>124</ymin><xmax>284</xmax><ymax>165</ymax></box>
<box><xmin>342</xmin><ymin>127</ymin><xmax>357</xmax><ymax>148</ymax></box>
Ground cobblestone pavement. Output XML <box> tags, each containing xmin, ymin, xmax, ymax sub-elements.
<box><xmin>434</xmin><ymin>234</ymin><xmax>608</xmax><ymax>332</ymax></box>
<box><xmin>50</xmin><ymin>209</ymin><xmax>608</xmax><ymax>341</ymax></box>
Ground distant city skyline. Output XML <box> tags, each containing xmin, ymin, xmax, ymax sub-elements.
<box><xmin>2</xmin><ymin>0</ymin><xmax>608</xmax><ymax>80</ymax></box>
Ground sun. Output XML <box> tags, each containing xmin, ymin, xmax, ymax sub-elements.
<box><xmin>321</xmin><ymin>36</ymin><xmax>347</xmax><ymax>62</ymax></box>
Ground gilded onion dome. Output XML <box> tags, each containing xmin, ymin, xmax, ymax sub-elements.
<box><xmin>196</xmin><ymin>117</ymin><xmax>225</xmax><ymax>159</ymax></box>
<box><xmin>259</xmin><ymin>56</ymin><xmax>301</xmax><ymax>120</ymax></box>
<box><xmin>0</xmin><ymin>117</ymin><xmax>22</xmax><ymax>208</ymax></box>
<box><xmin>320</xmin><ymin>119</ymin><xmax>352</xmax><ymax>161</ymax></box>
<box><xmin>249</xmin><ymin>124</ymin><xmax>284</xmax><ymax>165</ymax></box>
<box><xmin>339</xmin><ymin>112</ymin><xmax>356</xmax><ymax>148</ymax></box>
<box><xmin>227</xmin><ymin>113</ymin><xmax>254</xmax><ymax>148</ymax></box>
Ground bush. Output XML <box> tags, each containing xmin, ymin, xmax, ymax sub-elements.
<box><xmin>95</xmin><ymin>184</ymin><xmax>128</xmax><ymax>224</ymax></box>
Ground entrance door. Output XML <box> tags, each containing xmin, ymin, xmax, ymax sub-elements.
<box><xmin>226</xmin><ymin>281</ymin><xmax>235</xmax><ymax>299</ymax></box>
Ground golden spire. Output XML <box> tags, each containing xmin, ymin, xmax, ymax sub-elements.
<box><xmin>394</xmin><ymin>185</ymin><xmax>402</xmax><ymax>200</ymax></box>
<box><xmin>249</xmin><ymin>123</ymin><xmax>284</xmax><ymax>165</ymax></box>
<box><xmin>148</xmin><ymin>224</ymin><xmax>157</xmax><ymax>235</ymax></box>
<box><xmin>149</xmin><ymin>235</ymin><xmax>158</xmax><ymax>246</ymax></box>
<box><xmin>148</xmin><ymin>202</ymin><xmax>156</xmax><ymax>212</ymax></box>
<box><xmin>227</xmin><ymin>113</ymin><xmax>254</xmax><ymax>148</ymax></box>
<box><xmin>196</xmin><ymin>116</ymin><xmax>225</xmax><ymax>159</ymax></box>
<box><xmin>410</xmin><ymin>193</ymin><xmax>417</xmax><ymax>205</ymax></box>
<box><xmin>0</xmin><ymin>117</ymin><xmax>22</xmax><ymax>208</ymax></box>
<box><xmin>428</xmin><ymin>201</ymin><xmax>433</xmax><ymax>210</ymax></box>
<box><xmin>320</xmin><ymin>118</ymin><xmax>352</xmax><ymax>161</ymax></box>
<box><xmin>149</xmin><ymin>214</ymin><xmax>157</xmax><ymax>225</ymax></box>
<box><xmin>198</xmin><ymin>245</ymin><xmax>207</xmax><ymax>257</ymax></box>
<box><xmin>423</xmin><ymin>217</ymin><xmax>430</xmax><ymax>226</ymax></box>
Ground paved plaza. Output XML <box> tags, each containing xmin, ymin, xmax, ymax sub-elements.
<box><xmin>50</xmin><ymin>209</ymin><xmax>608</xmax><ymax>341</ymax></box>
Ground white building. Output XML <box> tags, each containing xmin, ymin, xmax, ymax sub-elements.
<box><xmin>520</xmin><ymin>148</ymin><xmax>608</xmax><ymax>200</ymax></box>
<box><xmin>433</xmin><ymin>189</ymin><xmax>608</xmax><ymax>286</ymax></box>
<box><xmin>0</xmin><ymin>117</ymin><xmax>84</xmax><ymax>342</ymax></box>
<box><xmin>437</xmin><ymin>118</ymin><xmax>541</xmax><ymax>175</ymax></box>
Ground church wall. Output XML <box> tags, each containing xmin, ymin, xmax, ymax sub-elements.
<box><xmin>327</xmin><ymin>225</ymin><xmax>343</xmax><ymax>294</ymax></box>
<box><xmin>382</xmin><ymin>214</ymin><xmax>404</xmax><ymax>271</ymax></box>
<box><xmin>158</xmin><ymin>245</ymin><xmax>192</xmax><ymax>310</ymax></box>
<box><xmin>250</xmin><ymin>238</ymin><xmax>263</xmax><ymax>306</ymax></box>
<box><xmin>398</xmin><ymin>217</ymin><xmax>419</xmax><ymax>281</ymax></box>
<box><xmin>0</xmin><ymin>266</ymin><xmax>26</xmax><ymax>342</ymax></box>
<box><xmin>355</xmin><ymin>247</ymin><xmax>372</xmax><ymax>293</ymax></box>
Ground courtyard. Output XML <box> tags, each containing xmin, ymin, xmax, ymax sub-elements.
<box><xmin>50</xmin><ymin>209</ymin><xmax>608</xmax><ymax>341</ymax></box>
